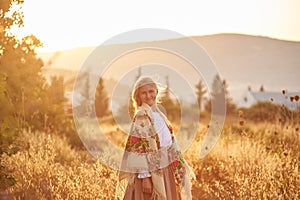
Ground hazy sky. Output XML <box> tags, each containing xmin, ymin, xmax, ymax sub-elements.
<box><xmin>20</xmin><ymin>0</ymin><xmax>300</xmax><ymax>52</ymax></box>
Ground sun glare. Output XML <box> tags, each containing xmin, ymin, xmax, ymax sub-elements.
<box><xmin>16</xmin><ymin>0</ymin><xmax>300</xmax><ymax>53</ymax></box>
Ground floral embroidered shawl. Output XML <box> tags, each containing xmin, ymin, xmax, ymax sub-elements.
<box><xmin>118</xmin><ymin>103</ymin><xmax>194</xmax><ymax>199</ymax></box>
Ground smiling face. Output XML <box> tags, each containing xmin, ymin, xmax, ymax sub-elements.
<box><xmin>138</xmin><ymin>84</ymin><xmax>158</xmax><ymax>107</ymax></box>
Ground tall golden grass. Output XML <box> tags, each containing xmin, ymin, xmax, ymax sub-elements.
<box><xmin>1</xmin><ymin>118</ymin><xmax>299</xmax><ymax>199</ymax></box>
<box><xmin>1</xmin><ymin>131</ymin><xmax>118</xmax><ymax>199</ymax></box>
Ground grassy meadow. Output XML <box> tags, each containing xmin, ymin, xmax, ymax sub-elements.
<box><xmin>1</xmin><ymin>113</ymin><xmax>299</xmax><ymax>200</ymax></box>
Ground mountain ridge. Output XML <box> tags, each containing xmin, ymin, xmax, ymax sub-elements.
<box><xmin>39</xmin><ymin>33</ymin><xmax>300</xmax><ymax>104</ymax></box>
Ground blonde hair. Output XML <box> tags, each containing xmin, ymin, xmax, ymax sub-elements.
<box><xmin>132</xmin><ymin>76</ymin><xmax>158</xmax><ymax>112</ymax></box>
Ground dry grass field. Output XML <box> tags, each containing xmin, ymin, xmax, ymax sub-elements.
<box><xmin>1</xmin><ymin>114</ymin><xmax>299</xmax><ymax>199</ymax></box>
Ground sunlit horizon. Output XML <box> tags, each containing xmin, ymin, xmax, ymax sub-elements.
<box><xmin>16</xmin><ymin>0</ymin><xmax>300</xmax><ymax>53</ymax></box>
<box><xmin>32</xmin><ymin>31</ymin><xmax>300</xmax><ymax>53</ymax></box>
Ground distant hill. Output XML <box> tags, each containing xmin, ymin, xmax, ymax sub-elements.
<box><xmin>38</xmin><ymin>33</ymin><xmax>300</xmax><ymax>105</ymax></box>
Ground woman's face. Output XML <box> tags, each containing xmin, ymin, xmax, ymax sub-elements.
<box><xmin>138</xmin><ymin>84</ymin><xmax>158</xmax><ymax>106</ymax></box>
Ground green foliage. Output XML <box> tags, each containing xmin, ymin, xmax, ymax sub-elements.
<box><xmin>0</xmin><ymin>1</ymin><xmax>83</xmax><ymax>191</ymax></box>
<box><xmin>241</xmin><ymin>101</ymin><xmax>299</xmax><ymax>126</ymax></box>
<box><xmin>159</xmin><ymin>89</ymin><xmax>180</xmax><ymax>122</ymax></box>
<box><xmin>0</xmin><ymin>72</ymin><xmax>17</xmax><ymax>154</ymax></box>
<box><xmin>0</xmin><ymin>0</ymin><xmax>46</xmax><ymax>154</ymax></box>
<box><xmin>241</xmin><ymin>101</ymin><xmax>279</xmax><ymax>123</ymax></box>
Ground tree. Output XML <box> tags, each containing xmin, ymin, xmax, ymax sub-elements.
<box><xmin>73</xmin><ymin>72</ymin><xmax>92</xmax><ymax>117</ymax></box>
<box><xmin>0</xmin><ymin>0</ymin><xmax>47</xmax><ymax>190</ymax></box>
<box><xmin>0</xmin><ymin>0</ymin><xmax>79</xmax><ymax>153</ymax></box>
<box><xmin>159</xmin><ymin>76</ymin><xmax>180</xmax><ymax>122</ymax></box>
<box><xmin>41</xmin><ymin>76</ymin><xmax>66</xmax><ymax>131</ymax></box>
<box><xmin>95</xmin><ymin>78</ymin><xmax>109</xmax><ymax>118</ymax></box>
<box><xmin>222</xmin><ymin>79</ymin><xmax>236</xmax><ymax>114</ymax></box>
<box><xmin>205</xmin><ymin>75</ymin><xmax>224</xmax><ymax>114</ymax></box>
<box><xmin>195</xmin><ymin>79</ymin><xmax>207</xmax><ymax>111</ymax></box>
<box><xmin>204</xmin><ymin>75</ymin><xmax>237</xmax><ymax>115</ymax></box>
<box><xmin>0</xmin><ymin>0</ymin><xmax>45</xmax><ymax>153</ymax></box>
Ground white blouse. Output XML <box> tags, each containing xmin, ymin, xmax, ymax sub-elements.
<box><xmin>152</xmin><ymin>111</ymin><xmax>172</xmax><ymax>147</ymax></box>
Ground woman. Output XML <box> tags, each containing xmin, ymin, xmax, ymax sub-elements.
<box><xmin>118</xmin><ymin>76</ymin><xmax>194</xmax><ymax>200</ymax></box>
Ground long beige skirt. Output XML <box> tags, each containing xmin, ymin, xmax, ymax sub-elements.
<box><xmin>123</xmin><ymin>165</ymin><xmax>180</xmax><ymax>200</ymax></box>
